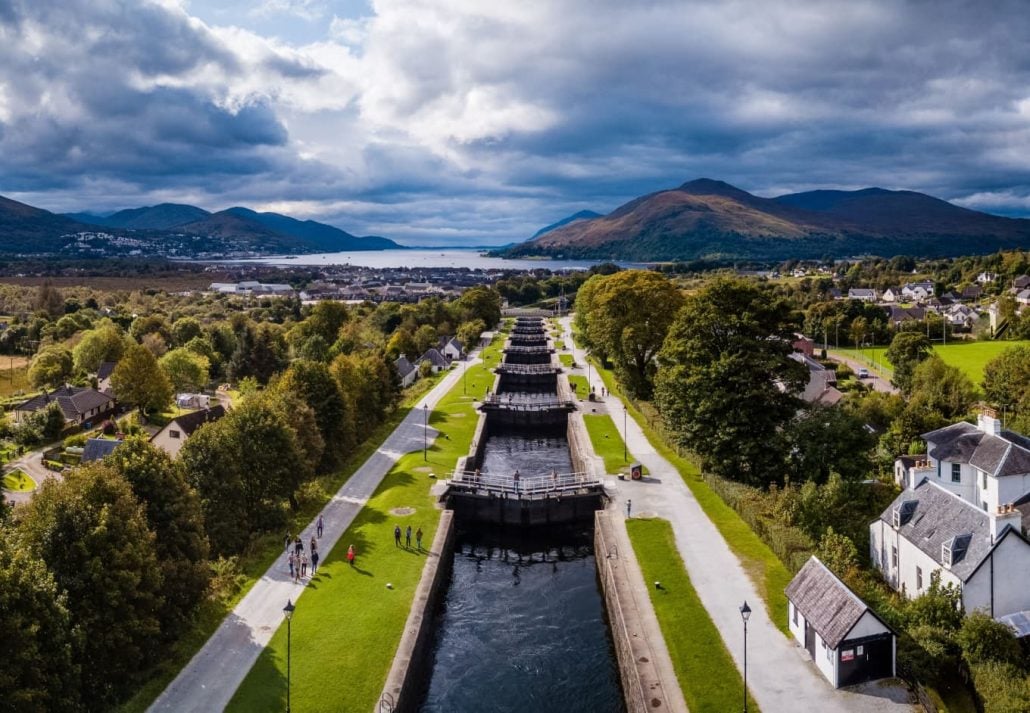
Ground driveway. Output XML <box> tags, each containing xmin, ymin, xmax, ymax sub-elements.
<box><xmin>828</xmin><ymin>352</ymin><xmax>898</xmax><ymax>394</ymax></box>
<box><xmin>3</xmin><ymin>448</ymin><xmax>63</xmax><ymax>506</ymax></box>
<box><xmin>561</xmin><ymin>317</ymin><xmax>916</xmax><ymax>713</ymax></box>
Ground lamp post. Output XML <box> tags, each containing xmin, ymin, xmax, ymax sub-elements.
<box><xmin>463</xmin><ymin>358</ymin><xmax>467</xmax><ymax>396</ymax></box>
<box><xmin>423</xmin><ymin>404</ymin><xmax>428</xmax><ymax>461</ymax></box>
<box><xmin>283</xmin><ymin>599</ymin><xmax>295</xmax><ymax>713</ymax></box>
<box><xmin>740</xmin><ymin>600</ymin><xmax>751</xmax><ymax>713</ymax></box>
<box><xmin>623</xmin><ymin>404</ymin><xmax>628</xmax><ymax>463</ymax></box>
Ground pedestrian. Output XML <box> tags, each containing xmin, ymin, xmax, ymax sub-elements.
<box><xmin>416</xmin><ymin>527</ymin><xmax>424</xmax><ymax>551</ymax></box>
<box><xmin>284</xmin><ymin>532</ymin><xmax>291</xmax><ymax>552</ymax></box>
<box><xmin>394</xmin><ymin>525</ymin><xmax>402</xmax><ymax>547</ymax></box>
<box><xmin>311</xmin><ymin>550</ymin><xmax>320</xmax><ymax>573</ymax></box>
<box><xmin>317</xmin><ymin>514</ymin><xmax>324</xmax><ymax>538</ymax></box>
<box><xmin>301</xmin><ymin>553</ymin><xmax>308</xmax><ymax>578</ymax></box>
<box><xmin>294</xmin><ymin>536</ymin><xmax>303</xmax><ymax>556</ymax></box>
<box><xmin>288</xmin><ymin>551</ymin><xmax>295</xmax><ymax>579</ymax></box>
<box><xmin>514</xmin><ymin>469</ymin><xmax>520</xmax><ymax>495</ymax></box>
<box><xmin>310</xmin><ymin>535</ymin><xmax>317</xmax><ymax>554</ymax></box>
<box><xmin>293</xmin><ymin>556</ymin><xmax>300</xmax><ymax>583</ymax></box>
<box><xmin>405</xmin><ymin>525</ymin><xmax>412</xmax><ymax>548</ymax></box>
<box><xmin>626</xmin><ymin>499</ymin><xmax>632</xmax><ymax>518</ymax></box>
<box><xmin>347</xmin><ymin>544</ymin><xmax>356</xmax><ymax>566</ymax></box>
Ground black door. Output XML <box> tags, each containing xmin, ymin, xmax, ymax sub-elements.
<box><xmin>804</xmin><ymin>621</ymin><xmax>816</xmax><ymax>659</ymax></box>
<box><xmin>837</xmin><ymin>634</ymin><xmax>893</xmax><ymax>688</ymax></box>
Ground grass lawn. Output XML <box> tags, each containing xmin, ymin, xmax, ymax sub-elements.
<box><xmin>0</xmin><ymin>365</ymin><xmax>32</xmax><ymax>400</ymax></box>
<box><xmin>224</xmin><ymin>336</ymin><xmax>504</xmax><ymax>713</ymax></box>
<box><xmin>839</xmin><ymin>339</ymin><xmax>1030</xmax><ymax>385</ymax></box>
<box><xmin>568</xmin><ymin>374</ymin><xmax>589</xmax><ymax>396</ymax></box>
<box><xmin>559</xmin><ymin>353</ymin><xmax>574</xmax><ymax>367</ymax></box>
<box><xmin>628</xmin><ymin>518</ymin><xmax>757</xmax><ymax>712</ymax></box>
<box><xmin>583</xmin><ymin>413</ymin><xmax>646</xmax><ymax>476</ymax></box>
<box><xmin>590</xmin><ymin>359</ymin><xmax>792</xmax><ymax>635</ymax></box>
<box><xmin>2</xmin><ymin>469</ymin><xmax>35</xmax><ymax>492</ymax></box>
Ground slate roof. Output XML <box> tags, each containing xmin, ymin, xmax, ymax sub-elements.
<box><xmin>877</xmin><ymin>479</ymin><xmax>994</xmax><ymax>581</ymax></box>
<box><xmin>16</xmin><ymin>386</ymin><xmax>115</xmax><ymax>421</ymax></box>
<box><xmin>789</xmin><ymin>353</ymin><xmax>843</xmax><ymax>406</ymax></box>
<box><xmin>418</xmin><ymin>348</ymin><xmax>449</xmax><ymax>369</ymax></box>
<box><xmin>786</xmin><ymin>557</ymin><xmax>887</xmax><ymax>649</ymax></box>
<box><xmin>165</xmin><ymin>405</ymin><xmax>226</xmax><ymax>438</ymax></box>
<box><xmin>924</xmin><ymin>421</ymin><xmax>1030</xmax><ymax>477</ymax></box>
<box><xmin>96</xmin><ymin>361</ymin><xmax>117</xmax><ymax>380</ymax></box>
<box><xmin>82</xmin><ymin>438</ymin><xmax>123</xmax><ymax>463</ymax></box>
<box><xmin>394</xmin><ymin>355</ymin><xmax>416</xmax><ymax>378</ymax></box>
<box><xmin>1014</xmin><ymin>275</ymin><xmax>1030</xmax><ymax>289</ymax></box>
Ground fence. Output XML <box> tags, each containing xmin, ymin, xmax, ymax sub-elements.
<box><xmin>451</xmin><ymin>469</ymin><xmax>600</xmax><ymax>498</ymax></box>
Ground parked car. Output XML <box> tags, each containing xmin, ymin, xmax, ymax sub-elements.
<box><xmin>858</xmin><ymin>368</ymin><xmax>870</xmax><ymax>379</ymax></box>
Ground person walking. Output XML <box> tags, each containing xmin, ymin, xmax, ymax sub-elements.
<box><xmin>416</xmin><ymin>527</ymin><xmax>424</xmax><ymax>551</ymax></box>
<box><xmin>300</xmin><ymin>553</ymin><xmax>308</xmax><ymax>579</ymax></box>
<box><xmin>626</xmin><ymin>499</ymin><xmax>632</xmax><ymax>518</ymax></box>
<box><xmin>284</xmin><ymin>532</ymin><xmax>292</xmax><ymax>552</ymax></box>
<box><xmin>288</xmin><ymin>551</ymin><xmax>295</xmax><ymax>580</ymax></box>
<box><xmin>347</xmin><ymin>544</ymin><xmax>356</xmax><ymax>567</ymax></box>
<box><xmin>294</xmin><ymin>536</ymin><xmax>303</xmax><ymax>556</ymax></box>
<box><xmin>311</xmin><ymin>550</ymin><xmax>320</xmax><ymax>574</ymax></box>
<box><xmin>405</xmin><ymin>525</ymin><xmax>412</xmax><ymax>548</ymax></box>
<box><xmin>513</xmin><ymin>469</ymin><xmax>520</xmax><ymax>496</ymax></box>
<box><xmin>317</xmin><ymin>514</ymin><xmax>324</xmax><ymax>538</ymax></box>
<box><xmin>310</xmin><ymin>535</ymin><xmax>317</xmax><ymax>554</ymax></box>
<box><xmin>394</xmin><ymin>525</ymin><xmax>402</xmax><ymax>547</ymax></box>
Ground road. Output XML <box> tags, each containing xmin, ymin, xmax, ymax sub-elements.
<box><xmin>562</xmin><ymin>317</ymin><xmax>915</xmax><ymax>713</ymax></box>
<box><xmin>148</xmin><ymin>353</ymin><xmax>476</xmax><ymax>713</ymax></box>
<box><xmin>827</xmin><ymin>351</ymin><xmax>898</xmax><ymax>394</ymax></box>
<box><xmin>3</xmin><ymin>446</ymin><xmax>63</xmax><ymax>506</ymax></box>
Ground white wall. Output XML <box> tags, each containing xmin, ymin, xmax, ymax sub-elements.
<box><xmin>996</xmin><ymin>473</ymin><xmax>1030</xmax><ymax>510</ymax></box>
<box><xmin>814</xmin><ymin>632</ymin><xmax>837</xmax><ymax>687</ymax></box>
<box><xmin>962</xmin><ymin>532</ymin><xmax>1030</xmax><ymax>617</ymax></box>
<box><xmin>788</xmin><ymin>601</ymin><xmax>805</xmax><ymax>646</ymax></box>
<box><xmin>869</xmin><ymin>520</ymin><xmax>962</xmax><ymax>599</ymax></box>
<box><xmin>928</xmin><ymin>458</ymin><xmax>977</xmax><ymax>503</ymax></box>
<box><xmin>151</xmin><ymin>427</ymin><xmax>187</xmax><ymax>459</ymax></box>
<box><xmin>844</xmin><ymin>611</ymin><xmax>889</xmax><ymax>641</ymax></box>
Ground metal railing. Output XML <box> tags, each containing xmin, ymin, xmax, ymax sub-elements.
<box><xmin>495</xmin><ymin>363</ymin><xmax>561</xmax><ymax>374</ymax></box>
<box><xmin>480</xmin><ymin>394</ymin><xmax>575</xmax><ymax>410</ymax></box>
<box><xmin>451</xmin><ymin>469</ymin><xmax>601</xmax><ymax>497</ymax></box>
<box><xmin>502</xmin><ymin>345</ymin><xmax>554</xmax><ymax>353</ymax></box>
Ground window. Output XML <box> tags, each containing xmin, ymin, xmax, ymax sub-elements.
<box><xmin>952</xmin><ymin>463</ymin><xmax>961</xmax><ymax>482</ymax></box>
<box><xmin>982</xmin><ymin>470</ymin><xmax>988</xmax><ymax>491</ymax></box>
<box><xmin>169</xmin><ymin>429</ymin><xmax>181</xmax><ymax>439</ymax></box>
<box><xmin>983</xmin><ymin>501</ymin><xmax>989</xmax><ymax>512</ymax></box>
<box><xmin>792</xmin><ymin>604</ymin><xmax>798</xmax><ymax>626</ymax></box>
<box><xmin>916</xmin><ymin>566</ymin><xmax>923</xmax><ymax>590</ymax></box>
<box><xmin>826</xmin><ymin>644</ymin><xmax>833</xmax><ymax>661</ymax></box>
<box><xmin>892</xmin><ymin>546</ymin><xmax>898</xmax><ymax>569</ymax></box>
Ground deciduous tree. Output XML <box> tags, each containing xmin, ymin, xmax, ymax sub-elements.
<box><xmin>112</xmin><ymin>344</ymin><xmax>173</xmax><ymax>415</ymax></box>
<box><xmin>885</xmin><ymin>332</ymin><xmax>932</xmax><ymax>394</ymax></box>
<box><xmin>159</xmin><ymin>348</ymin><xmax>210</xmax><ymax>393</ymax></box>
<box><xmin>28</xmin><ymin>345</ymin><xmax>73</xmax><ymax>388</ymax></box>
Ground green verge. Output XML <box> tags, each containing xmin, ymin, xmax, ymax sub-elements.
<box><xmin>583</xmin><ymin>413</ymin><xmax>646</xmax><ymax>476</ymax></box>
<box><xmin>627</xmin><ymin>518</ymin><xmax>758</xmax><ymax>713</ymax></box>
<box><xmin>117</xmin><ymin>372</ymin><xmax>447</xmax><ymax>713</ymax></box>
<box><xmin>559</xmin><ymin>353</ymin><xmax>574</xmax><ymax>367</ymax></box>
<box><xmin>591</xmin><ymin>360</ymin><xmax>791</xmax><ymax>635</ymax></box>
<box><xmin>225</xmin><ymin>336</ymin><xmax>504</xmax><ymax>713</ymax></box>
<box><xmin>568</xmin><ymin>373</ymin><xmax>589</xmax><ymax>396</ymax></box>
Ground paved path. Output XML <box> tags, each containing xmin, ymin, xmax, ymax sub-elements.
<box><xmin>562</xmin><ymin>318</ymin><xmax>914</xmax><ymax>713</ymax></box>
<box><xmin>827</xmin><ymin>351</ymin><xmax>898</xmax><ymax>394</ymax></box>
<box><xmin>148</xmin><ymin>358</ymin><xmax>475</xmax><ymax>713</ymax></box>
<box><xmin>4</xmin><ymin>447</ymin><xmax>62</xmax><ymax>506</ymax></box>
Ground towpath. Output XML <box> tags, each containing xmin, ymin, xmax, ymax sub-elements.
<box><xmin>148</xmin><ymin>355</ymin><xmax>475</xmax><ymax>713</ymax></box>
<box><xmin>562</xmin><ymin>317</ymin><xmax>914</xmax><ymax>713</ymax></box>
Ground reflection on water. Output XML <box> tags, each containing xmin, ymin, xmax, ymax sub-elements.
<box><xmin>480</xmin><ymin>434</ymin><xmax>573</xmax><ymax>478</ymax></box>
<box><xmin>419</xmin><ymin>528</ymin><xmax>625</xmax><ymax>713</ymax></box>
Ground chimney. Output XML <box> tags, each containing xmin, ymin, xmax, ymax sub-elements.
<box><xmin>978</xmin><ymin>405</ymin><xmax>1002</xmax><ymax>436</ymax></box>
<box><xmin>991</xmin><ymin>503</ymin><xmax>1022</xmax><ymax>540</ymax></box>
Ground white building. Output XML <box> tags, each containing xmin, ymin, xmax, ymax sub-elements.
<box><xmin>150</xmin><ymin>406</ymin><xmax>226</xmax><ymax>459</ymax></box>
<box><xmin>394</xmin><ymin>355</ymin><xmax>417</xmax><ymax>388</ymax></box>
<box><xmin>847</xmin><ymin>288</ymin><xmax>877</xmax><ymax>302</ymax></box>
<box><xmin>786</xmin><ymin>557</ymin><xmax>896</xmax><ymax>688</ymax></box>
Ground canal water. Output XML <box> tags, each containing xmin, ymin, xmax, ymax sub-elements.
<box><xmin>418</xmin><ymin>527</ymin><xmax>624</xmax><ymax>713</ymax></box>
<box><xmin>419</xmin><ymin>316</ymin><xmax>623</xmax><ymax>712</ymax></box>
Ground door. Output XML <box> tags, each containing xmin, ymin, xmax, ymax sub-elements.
<box><xmin>836</xmin><ymin>634</ymin><xmax>894</xmax><ymax>688</ymax></box>
<box><xmin>804</xmin><ymin>621</ymin><xmax>816</xmax><ymax>659</ymax></box>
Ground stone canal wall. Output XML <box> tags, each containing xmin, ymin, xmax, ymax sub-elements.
<box><xmin>376</xmin><ymin>511</ymin><xmax>455</xmax><ymax>713</ymax></box>
<box><xmin>595</xmin><ymin>511</ymin><xmax>688</xmax><ymax>713</ymax></box>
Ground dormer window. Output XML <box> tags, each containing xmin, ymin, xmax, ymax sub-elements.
<box><xmin>951</xmin><ymin>463</ymin><xmax>961</xmax><ymax>483</ymax></box>
<box><xmin>942</xmin><ymin>534</ymin><xmax>971</xmax><ymax>568</ymax></box>
<box><xmin>893</xmin><ymin>500</ymin><xmax>917</xmax><ymax>528</ymax></box>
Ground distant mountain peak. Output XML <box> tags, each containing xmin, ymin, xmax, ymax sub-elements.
<box><xmin>677</xmin><ymin>178</ymin><xmax>752</xmax><ymax>197</ymax></box>
<box><xmin>531</xmin><ymin>209</ymin><xmax>602</xmax><ymax>239</ymax></box>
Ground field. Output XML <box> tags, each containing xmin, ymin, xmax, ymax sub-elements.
<box><xmin>838</xmin><ymin>340</ymin><xmax>1030</xmax><ymax>385</ymax></box>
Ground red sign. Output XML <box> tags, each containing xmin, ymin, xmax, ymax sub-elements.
<box><xmin>841</xmin><ymin>649</ymin><xmax>854</xmax><ymax>662</ymax></box>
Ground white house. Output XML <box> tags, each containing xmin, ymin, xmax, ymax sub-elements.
<box><xmin>394</xmin><ymin>355</ymin><xmax>417</xmax><ymax>388</ymax></box>
<box><xmin>881</xmin><ymin>287</ymin><xmax>902</xmax><ymax>303</ymax></box>
<box><xmin>418</xmin><ymin>348</ymin><xmax>450</xmax><ymax>374</ymax></box>
<box><xmin>439</xmin><ymin>336</ymin><xmax>463</xmax><ymax>361</ymax></box>
<box><xmin>847</xmin><ymin>288</ymin><xmax>877</xmax><ymax>302</ymax></box>
<box><xmin>150</xmin><ymin>406</ymin><xmax>226</xmax><ymax>459</ymax></box>
<box><xmin>977</xmin><ymin>272</ymin><xmax>997</xmax><ymax>284</ymax></box>
<box><xmin>96</xmin><ymin>360</ymin><xmax>117</xmax><ymax>394</ymax></box>
<box><xmin>786</xmin><ymin>557</ymin><xmax>896</xmax><ymax>689</ymax></box>
<box><xmin>902</xmin><ymin>281</ymin><xmax>935</xmax><ymax>301</ymax></box>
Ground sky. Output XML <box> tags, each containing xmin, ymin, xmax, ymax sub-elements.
<box><xmin>3</xmin><ymin>0</ymin><xmax>1030</xmax><ymax>246</ymax></box>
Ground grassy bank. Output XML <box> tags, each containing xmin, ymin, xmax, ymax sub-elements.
<box><xmin>591</xmin><ymin>360</ymin><xmax>791</xmax><ymax>634</ymax></box>
<box><xmin>838</xmin><ymin>339</ymin><xmax>1030</xmax><ymax>384</ymax></box>
<box><xmin>628</xmin><ymin>518</ymin><xmax>757</xmax><ymax>713</ymax></box>
<box><xmin>116</xmin><ymin>371</ymin><xmax>449</xmax><ymax>712</ymax></box>
<box><xmin>224</xmin><ymin>338</ymin><xmax>502</xmax><ymax>712</ymax></box>
<box><xmin>583</xmin><ymin>413</ymin><xmax>646</xmax><ymax>477</ymax></box>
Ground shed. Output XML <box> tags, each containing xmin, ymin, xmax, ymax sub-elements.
<box><xmin>82</xmin><ymin>438</ymin><xmax>123</xmax><ymax>463</ymax></box>
<box><xmin>786</xmin><ymin>557</ymin><xmax>896</xmax><ymax>688</ymax></box>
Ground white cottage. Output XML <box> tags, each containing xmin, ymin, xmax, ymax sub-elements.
<box><xmin>786</xmin><ymin>557</ymin><xmax>896</xmax><ymax>688</ymax></box>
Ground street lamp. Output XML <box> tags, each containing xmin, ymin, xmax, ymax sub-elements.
<box><xmin>623</xmin><ymin>404</ymin><xmax>628</xmax><ymax>463</ymax></box>
<box><xmin>463</xmin><ymin>358</ymin><xmax>467</xmax><ymax>396</ymax></box>
<box><xmin>423</xmin><ymin>404</ymin><xmax>429</xmax><ymax>461</ymax></box>
<box><xmin>283</xmin><ymin>599</ymin><xmax>295</xmax><ymax>713</ymax></box>
<box><xmin>740</xmin><ymin>600</ymin><xmax>751</xmax><ymax>713</ymax></box>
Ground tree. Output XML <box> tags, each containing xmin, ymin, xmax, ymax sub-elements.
<box><xmin>35</xmin><ymin>280</ymin><xmax>64</xmax><ymax>317</ymax></box>
<box><xmin>457</xmin><ymin>319</ymin><xmax>486</xmax><ymax>350</ymax></box>
<box><xmin>413</xmin><ymin>324</ymin><xmax>438</xmax><ymax>354</ymax></box>
<box><xmin>885</xmin><ymin>332</ymin><xmax>932</xmax><ymax>394</ymax></box>
<box><xmin>141</xmin><ymin>332</ymin><xmax>168</xmax><ymax>357</ymax></box>
<box><xmin>578</xmin><ymin>270</ymin><xmax>684</xmax><ymax>397</ymax></box>
<box><xmin>107</xmin><ymin>437</ymin><xmax>211</xmax><ymax>637</ymax></box>
<box><xmin>454</xmin><ymin>285</ymin><xmax>501</xmax><ymax>327</ymax></box>
<box><xmin>815</xmin><ymin>527</ymin><xmax>859</xmax><ymax>578</ymax></box>
<box><xmin>159</xmin><ymin>348</ymin><xmax>210</xmax><ymax>393</ymax></box>
<box><xmin>72</xmin><ymin>323</ymin><xmax>127</xmax><ymax>374</ymax></box>
<box><xmin>909</xmin><ymin>356</ymin><xmax>977</xmax><ymax>420</ymax></box>
<box><xmin>785</xmin><ymin>405</ymin><xmax>876</xmax><ymax>483</ymax></box>
<box><xmin>982</xmin><ymin>345</ymin><xmax>1030</xmax><ymax>414</ymax></box>
<box><xmin>129</xmin><ymin>315</ymin><xmax>171</xmax><ymax>345</ymax></box>
<box><xmin>0</xmin><ymin>532</ymin><xmax>80</xmax><ymax>712</ymax></box>
<box><xmin>331</xmin><ymin>352</ymin><xmax>399</xmax><ymax>440</ymax></box>
<box><xmin>386</xmin><ymin>329</ymin><xmax>418</xmax><ymax>360</ymax></box>
<box><xmin>112</xmin><ymin>344</ymin><xmax>173</xmax><ymax>415</ymax></box>
<box><xmin>278</xmin><ymin>360</ymin><xmax>355</xmax><ymax>472</ymax></box>
<box><xmin>303</xmin><ymin>301</ymin><xmax>349</xmax><ymax>344</ymax></box>
<box><xmin>655</xmin><ymin>277</ymin><xmax>806</xmax><ymax>485</ymax></box>
<box><xmin>170</xmin><ymin>317</ymin><xmax>203</xmax><ymax>346</ymax></box>
<box><xmin>958</xmin><ymin>613</ymin><xmax>1023</xmax><ymax>668</ymax></box>
<box><xmin>17</xmin><ymin>464</ymin><xmax>164</xmax><ymax>707</ymax></box>
<box><xmin>28</xmin><ymin>345</ymin><xmax>73</xmax><ymax>388</ymax></box>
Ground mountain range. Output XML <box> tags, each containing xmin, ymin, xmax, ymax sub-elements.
<box><xmin>507</xmin><ymin>179</ymin><xmax>1030</xmax><ymax>261</ymax></box>
<box><xmin>0</xmin><ymin>197</ymin><xmax>401</xmax><ymax>256</ymax></box>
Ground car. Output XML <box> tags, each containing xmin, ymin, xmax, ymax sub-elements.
<box><xmin>858</xmin><ymin>368</ymin><xmax>870</xmax><ymax>379</ymax></box>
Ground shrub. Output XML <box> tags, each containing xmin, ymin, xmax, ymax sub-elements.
<box><xmin>970</xmin><ymin>662</ymin><xmax>1030</xmax><ymax>713</ymax></box>
<box><xmin>295</xmin><ymin>480</ymin><xmax>327</xmax><ymax>509</ymax></box>
<box><xmin>63</xmin><ymin>433</ymin><xmax>87</xmax><ymax>448</ymax></box>
<box><xmin>101</xmin><ymin>419</ymin><xmax>116</xmax><ymax>435</ymax></box>
<box><xmin>959</xmin><ymin>613</ymin><xmax>1024</xmax><ymax>668</ymax></box>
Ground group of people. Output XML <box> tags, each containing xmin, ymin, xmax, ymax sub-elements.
<box><xmin>284</xmin><ymin>513</ymin><xmax>358</xmax><ymax>584</ymax></box>
<box><xmin>393</xmin><ymin>523</ymin><xmax>424</xmax><ymax>551</ymax></box>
